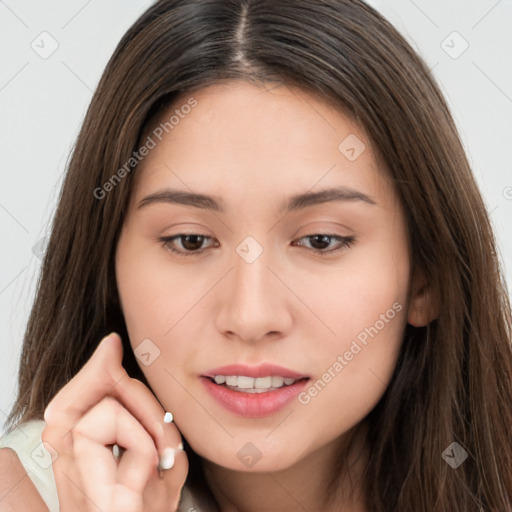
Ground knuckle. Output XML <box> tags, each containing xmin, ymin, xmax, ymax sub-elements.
<box><xmin>141</xmin><ymin>446</ymin><xmax>158</xmax><ymax>464</ymax></box>
<box><xmin>73</xmin><ymin>396</ymin><xmax>120</xmax><ymax>435</ymax></box>
<box><xmin>105</xmin><ymin>361</ymin><xmax>128</xmax><ymax>386</ymax></box>
<box><xmin>70</xmin><ymin>432</ymin><xmax>88</xmax><ymax>456</ymax></box>
<box><xmin>41</xmin><ymin>424</ymin><xmax>52</xmax><ymax>443</ymax></box>
<box><xmin>137</xmin><ymin>433</ymin><xmax>158</xmax><ymax>459</ymax></box>
<box><xmin>71</xmin><ymin>419</ymin><xmax>90</xmax><ymax>439</ymax></box>
<box><xmin>101</xmin><ymin>394</ymin><xmax>122</xmax><ymax>410</ymax></box>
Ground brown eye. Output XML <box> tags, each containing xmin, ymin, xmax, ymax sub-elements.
<box><xmin>159</xmin><ymin>234</ymin><xmax>217</xmax><ymax>257</ymax></box>
<box><xmin>293</xmin><ymin>234</ymin><xmax>356</xmax><ymax>255</ymax></box>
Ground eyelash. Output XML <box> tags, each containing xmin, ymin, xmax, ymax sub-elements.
<box><xmin>158</xmin><ymin>233</ymin><xmax>356</xmax><ymax>257</ymax></box>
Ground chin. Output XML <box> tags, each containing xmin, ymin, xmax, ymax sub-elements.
<box><xmin>190</xmin><ymin>439</ymin><xmax>307</xmax><ymax>473</ymax></box>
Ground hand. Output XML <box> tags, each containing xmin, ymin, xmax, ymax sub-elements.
<box><xmin>42</xmin><ymin>333</ymin><xmax>188</xmax><ymax>512</ymax></box>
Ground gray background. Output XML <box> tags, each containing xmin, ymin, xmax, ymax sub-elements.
<box><xmin>1</xmin><ymin>0</ymin><xmax>511</xmax><ymax>434</ymax></box>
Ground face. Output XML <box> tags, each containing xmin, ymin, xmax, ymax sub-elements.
<box><xmin>115</xmin><ymin>80</ymin><xmax>415</xmax><ymax>472</ymax></box>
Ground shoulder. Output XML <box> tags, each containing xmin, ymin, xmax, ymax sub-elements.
<box><xmin>0</xmin><ymin>446</ymin><xmax>49</xmax><ymax>511</ymax></box>
<box><xmin>0</xmin><ymin>420</ymin><xmax>59</xmax><ymax>512</ymax></box>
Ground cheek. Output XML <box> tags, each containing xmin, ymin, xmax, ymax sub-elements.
<box><xmin>116</xmin><ymin>233</ymin><xmax>205</xmax><ymax>342</ymax></box>
<box><xmin>293</xmin><ymin>231</ymin><xmax>409</xmax><ymax>435</ymax></box>
<box><xmin>115</xmin><ymin>237</ymin><xmax>205</xmax><ymax>407</ymax></box>
<box><xmin>115</xmin><ymin>234</ymin><xmax>218</xmax><ymax>400</ymax></box>
<box><xmin>296</xmin><ymin>226</ymin><xmax>409</xmax><ymax>352</ymax></box>
<box><xmin>297</xmin><ymin>302</ymin><xmax>406</xmax><ymax>449</ymax></box>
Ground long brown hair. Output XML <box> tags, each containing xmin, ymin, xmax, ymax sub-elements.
<box><xmin>6</xmin><ymin>0</ymin><xmax>512</xmax><ymax>510</ymax></box>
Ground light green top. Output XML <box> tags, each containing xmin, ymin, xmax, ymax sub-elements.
<box><xmin>0</xmin><ymin>419</ymin><xmax>202</xmax><ymax>512</ymax></box>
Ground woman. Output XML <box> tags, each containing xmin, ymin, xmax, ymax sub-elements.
<box><xmin>1</xmin><ymin>0</ymin><xmax>511</xmax><ymax>511</ymax></box>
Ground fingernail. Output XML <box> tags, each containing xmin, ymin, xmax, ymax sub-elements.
<box><xmin>159</xmin><ymin>447</ymin><xmax>176</xmax><ymax>470</ymax></box>
<box><xmin>97</xmin><ymin>332</ymin><xmax>115</xmax><ymax>348</ymax></box>
<box><xmin>163</xmin><ymin>411</ymin><xmax>173</xmax><ymax>423</ymax></box>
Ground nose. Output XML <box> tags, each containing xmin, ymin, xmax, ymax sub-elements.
<box><xmin>214</xmin><ymin>238</ymin><xmax>293</xmax><ymax>344</ymax></box>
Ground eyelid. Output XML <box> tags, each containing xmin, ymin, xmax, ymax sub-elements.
<box><xmin>159</xmin><ymin>233</ymin><xmax>216</xmax><ymax>257</ymax></box>
<box><xmin>158</xmin><ymin>231</ymin><xmax>356</xmax><ymax>258</ymax></box>
<box><xmin>292</xmin><ymin>233</ymin><xmax>356</xmax><ymax>256</ymax></box>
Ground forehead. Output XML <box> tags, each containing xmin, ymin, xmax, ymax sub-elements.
<box><xmin>132</xmin><ymin>80</ymin><xmax>394</xmax><ymax>211</ymax></box>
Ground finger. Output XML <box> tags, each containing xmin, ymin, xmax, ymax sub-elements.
<box><xmin>143</xmin><ymin>446</ymin><xmax>189</xmax><ymax>512</ymax></box>
<box><xmin>44</xmin><ymin>333</ymin><xmax>169</xmax><ymax>458</ymax></box>
<box><xmin>72</xmin><ymin>396</ymin><xmax>158</xmax><ymax>496</ymax></box>
<box><xmin>75</xmin><ymin>433</ymin><xmax>142</xmax><ymax>512</ymax></box>
<box><xmin>41</xmin><ymin>425</ymin><xmax>87</xmax><ymax>512</ymax></box>
<box><xmin>52</xmin><ymin>453</ymin><xmax>90</xmax><ymax>512</ymax></box>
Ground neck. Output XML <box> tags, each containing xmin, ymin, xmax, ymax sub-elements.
<box><xmin>199</xmin><ymin>422</ymin><xmax>369</xmax><ymax>512</ymax></box>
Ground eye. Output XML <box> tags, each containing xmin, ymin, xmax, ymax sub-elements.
<box><xmin>292</xmin><ymin>234</ymin><xmax>356</xmax><ymax>255</ymax></box>
<box><xmin>159</xmin><ymin>232</ymin><xmax>356</xmax><ymax>257</ymax></box>
<box><xmin>159</xmin><ymin>234</ymin><xmax>217</xmax><ymax>257</ymax></box>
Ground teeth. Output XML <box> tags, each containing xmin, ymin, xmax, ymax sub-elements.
<box><xmin>212</xmin><ymin>375</ymin><xmax>300</xmax><ymax>391</ymax></box>
<box><xmin>271</xmin><ymin>376</ymin><xmax>284</xmax><ymax>387</ymax></box>
<box><xmin>237</xmin><ymin>376</ymin><xmax>254</xmax><ymax>389</ymax></box>
<box><xmin>255</xmin><ymin>376</ymin><xmax>272</xmax><ymax>388</ymax></box>
<box><xmin>226</xmin><ymin>376</ymin><xmax>238</xmax><ymax>386</ymax></box>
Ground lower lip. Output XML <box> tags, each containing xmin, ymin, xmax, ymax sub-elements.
<box><xmin>201</xmin><ymin>377</ymin><xmax>309</xmax><ymax>418</ymax></box>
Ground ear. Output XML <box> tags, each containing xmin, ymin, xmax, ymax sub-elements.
<box><xmin>407</xmin><ymin>270</ymin><xmax>439</xmax><ymax>327</ymax></box>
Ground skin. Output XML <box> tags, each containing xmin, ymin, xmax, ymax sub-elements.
<box><xmin>0</xmin><ymin>448</ymin><xmax>50</xmax><ymax>511</ymax></box>
<box><xmin>115</xmin><ymin>80</ymin><xmax>434</xmax><ymax>512</ymax></box>
<box><xmin>41</xmin><ymin>334</ymin><xmax>188</xmax><ymax>512</ymax></box>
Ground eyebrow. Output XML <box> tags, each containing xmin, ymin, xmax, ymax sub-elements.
<box><xmin>137</xmin><ymin>186</ymin><xmax>377</xmax><ymax>213</ymax></box>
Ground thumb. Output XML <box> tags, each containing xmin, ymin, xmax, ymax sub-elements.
<box><xmin>87</xmin><ymin>331</ymin><xmax>125</xmax><ymax>379</ymax></box>
<box><xmin>44</xmin><ymin>332</ymin><xmax>125</xmax><ymax>423</ymax></box>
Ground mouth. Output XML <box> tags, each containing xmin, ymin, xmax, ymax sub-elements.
<box><xmin>201</xmin><ymin>364</ymin><xmax>310</xmax><ymax>417</ymax></box>
<box><xmin>205</xmin><ymin>374</ymin><xmax>309</xmax><ymax>393</ymax></box>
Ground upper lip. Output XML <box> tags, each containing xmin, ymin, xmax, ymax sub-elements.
<box><xmin>203</xmin><ymin>364</ymin><xmax>309</xmax><ymax>380</ymax></box>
